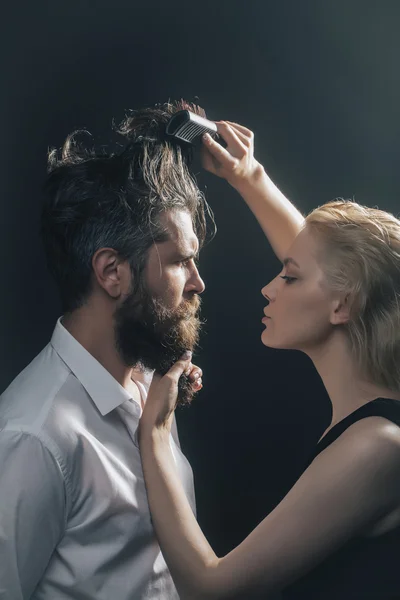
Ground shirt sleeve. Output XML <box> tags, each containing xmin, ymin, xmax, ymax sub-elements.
<box><xmin>0</xmin><ymin>430</ymin><xmax>66</xmax><ymax>600</ymax></box>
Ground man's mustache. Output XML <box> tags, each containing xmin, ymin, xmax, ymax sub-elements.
<box><xmin>153</xmin><ymin>294</ymin><xmax>201</xmax><ymax>324</ymax></box>
<box><xmin>179</xmin><ymin>295</ymin><xmax>201</xmax><ymax>317</ymax></box>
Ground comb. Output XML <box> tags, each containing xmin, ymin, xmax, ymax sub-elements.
<box><xmin>166</xmin><ymin>110</ymin><xmax>223</xmax><ymax>146</ymax></box>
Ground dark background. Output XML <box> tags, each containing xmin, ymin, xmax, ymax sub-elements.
<box><xmin>2</xmin><ymin>0</ymin><xmax>400</xmax><ymax>596</ymax></box>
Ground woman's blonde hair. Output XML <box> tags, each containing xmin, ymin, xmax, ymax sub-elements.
<box><xmin>304</xmin><ymin>200</ymin><xmax>400</xmax><ymax>392</ymax></box>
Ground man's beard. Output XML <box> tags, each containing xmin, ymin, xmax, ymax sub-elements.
<box><xmin>114</xmin><ymin>280</ymin><xmax>202</xmax><ymax>407</ymax></box>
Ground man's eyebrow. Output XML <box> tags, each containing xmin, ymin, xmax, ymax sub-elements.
<box><xmin>184</xmin><ymin>240</ymin><xmax>200</xmax><ymax>259</ymax></box>
<box><xmin>282</xmin><ymin>257</ymin><xmax>300</xmax><ymax>268</ymax></box>
<box><xmin>178</xmin><ymin>250</ymin><xmax>199</xmax><ymax>261</ymax></box>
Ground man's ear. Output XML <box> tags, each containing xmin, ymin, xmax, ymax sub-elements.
<box><xmin>91</xmin><ymin>248</ymin><xmax>132</xmax><ymax>299</ymax></box>
<box><xmin>330</xmin><ymin>293</ymin><xmax>352</xmax><ymax>326</ymax></box>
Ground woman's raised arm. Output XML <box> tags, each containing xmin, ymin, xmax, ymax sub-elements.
<box><xmin>202</xmin><ymin>121</ymin><xmax>304</xmax><ymax>261</ymax></box>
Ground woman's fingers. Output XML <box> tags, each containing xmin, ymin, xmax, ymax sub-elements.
<box><xmin>202</xmin><ymin>133</ymin><xmax>236</xmax><ymax>169</ymax></box>
<box><xmin>226</xmin><ymin>127</ymin><xmax>249</xmax><ymax>146</ymax></box>
<box><xmin>224</xmin><ymin>120</ymin><xmax>254</xmax><ymax>139</ymax></box>
<box><xmin>140</xmin><ymin>354</ymin><xmax>194</xmax><ymax>432</ymax></box>
<box><xmin>187</xmin><ymin>366</ymin><xmax>202</xmax><ymax>380</ymax></box>
<box><xmin>201</xmin><ymin>124</ymin><xmax>247</xmax><ymax>178</ymax></box>
<box><xmin>215</xmin><ymin>121</ymin><xmax>248</xmax><ymax>156</ymax></box>
<box><xmin>192</xmin><ymin>377</ymin><xmax>203</xmax><ymax>391</ymax></box>
<box><xmin>185</xmin><ymin>362</ymin><xmax>193</xmax><ymax>376</ymax></box>
<box><xmin>201</xmin><ymin>119</ymin><xmax>257</xmax><ymax>187</ymax></box>
<box><xmin>165</xmin><ymin>356</ymin><xmax>192</xmax><ymax>384</ymax></box>
<box><xmin>182</xmin><ymin>362</ymin><xmax>203</xmax><ymax>391</ymax></box>
<box><xmin>223</xmin><ymin>123</ymin><xmax>253</xmax><ymax>148</ymax></box>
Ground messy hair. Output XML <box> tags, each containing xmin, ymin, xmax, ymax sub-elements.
<box><xmin>41</xmin><ymin>100</ymin><xmax>214</xmax><ymax>314</ymax></box>
<box><xmin>305</xmin><ymin>200</ymin><xmax>400</xmax><ymax>392</ymax></box>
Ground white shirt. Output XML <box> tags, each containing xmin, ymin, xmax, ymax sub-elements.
<box><xmin>0</xmin><ymin>317</ymin><xmax>196</xmax><ymax>599</ymax></box>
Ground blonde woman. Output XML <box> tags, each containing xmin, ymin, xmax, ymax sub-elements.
<box><xmin>138</xmin><ymin>122</ymin><xmax>400</xmax><ymax>599</ymax></box>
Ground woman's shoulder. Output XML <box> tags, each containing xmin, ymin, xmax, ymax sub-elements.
<box><xmin>314</xmin><ymin>415</ymin><xmax>400</xmax><ymax>500</ymax></box>
<box><xmin>315</xmin><ymin>398</ymin><xmax>400</xmax><ymax>463</ymax></box>
<box><xmin>334</xmin><ymin>414</ymin><xmax>400</xmax><ymax>453</ymax></box>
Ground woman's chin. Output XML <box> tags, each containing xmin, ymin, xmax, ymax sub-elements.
<box><xmin>261</xmin><ymin>329</ymin><xmax>292</xmax><ymax>350</ymax></box>
<box><xmin>261</xmin><ymin>329</ymin><xmax>275</xmax><ymax>347</ymax></box>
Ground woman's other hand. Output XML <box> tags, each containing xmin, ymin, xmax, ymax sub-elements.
<box><xmin>139</xmin><ymin>353</ymin><xmax>202</xmax><ymax>437</ymax></box>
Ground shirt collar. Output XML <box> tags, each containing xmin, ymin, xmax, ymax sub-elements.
<box><xmin>50</xmin><ymin>316</ymin><xmax>151</xmax><ymax>416</ymax></box>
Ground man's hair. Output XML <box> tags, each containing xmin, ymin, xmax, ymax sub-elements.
<box><xmin>305</xmin><ymin>200</ymin><xmax>400</xmax><ymax>393</ymax></box>
<box><xmin>41</xmin><ymin>100</ymin><xmax>214</xmax><ymax>314</ymax></box>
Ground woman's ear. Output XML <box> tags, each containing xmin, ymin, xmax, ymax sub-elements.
<box><xmin>330</xmin><ymin>293</ymin><xmax>352</xmax><ymax>326</ymax></box>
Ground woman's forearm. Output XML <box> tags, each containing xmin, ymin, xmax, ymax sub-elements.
<box><xmin>232</xmin><ymin>165</ymin><xmax>305</xmax><ymax>261</ymax></box>
<box><xmin>140</xmin><ymin>429</ymin><xmax>219</xmax><ymax>599</ymax></box>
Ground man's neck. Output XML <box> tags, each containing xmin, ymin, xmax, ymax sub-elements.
<box><xmin>61</xmin><ymin>307</ymin><xmax>138</xmax><ymax>398</ymax></box>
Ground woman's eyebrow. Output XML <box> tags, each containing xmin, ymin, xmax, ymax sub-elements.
<box><xmin>282</xmin><ymin>257</ymin><xmax>300</xmax><ymax>268</ymax></box>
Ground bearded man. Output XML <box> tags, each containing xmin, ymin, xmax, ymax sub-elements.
<box><xmin>0</xmin><ymin>102</ymin><xmax>208</xmax><ymax>600</ymax></box>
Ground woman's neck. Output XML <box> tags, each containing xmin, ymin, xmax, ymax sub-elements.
<box><xmin>306</xmin><ymin>329</ymin><xmax>400</xmax><ymax>430</ymax></box>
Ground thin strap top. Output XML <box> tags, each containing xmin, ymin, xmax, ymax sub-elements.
<box><xmin>282</xmin><ymin>397</ymin><xmax>400</xmax><ymax>599</ymax></box>
<box><xmin>307</xmin><ymin>396</ymin><xmax>400</xmax><ymax>467</ymax></box>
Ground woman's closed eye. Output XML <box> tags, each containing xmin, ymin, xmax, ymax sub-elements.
<box><xmin>280</xmin><ymin>275</ymin><xmax>297</xmax><ymax>284</ymax></box>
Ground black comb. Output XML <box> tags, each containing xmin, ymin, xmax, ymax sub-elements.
<box><xmin>166</xmin><ymin>110</ymin><xmax>223</xmax><ymax>146</ymax></box>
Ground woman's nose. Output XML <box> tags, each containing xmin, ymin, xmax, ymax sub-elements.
<box><xmin>261</xmin><ymin>281</ymin><xmax>274</xmax><ymax>302</ymax></box>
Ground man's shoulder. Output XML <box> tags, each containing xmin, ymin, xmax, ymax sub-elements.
<box><xmin>0</xmin><ymin>342</ymin><xmax>76</xmax><ymax>443</ymax></box>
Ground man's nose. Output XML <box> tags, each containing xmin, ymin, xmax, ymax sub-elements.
<box><xmin>186</xmin><ymin>266</ymin><xmax>205</xmax><ymax>295</ymax></box>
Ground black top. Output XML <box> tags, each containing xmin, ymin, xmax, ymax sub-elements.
<box><xmin>281</xmin><ymin>397</ymin><xmax>400</xmax><ymax>600</ymax></box>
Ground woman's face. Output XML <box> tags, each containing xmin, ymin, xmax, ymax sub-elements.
<box><xmin>261</xmin><ymin>228</ymin><xmax>342</xmax><ymax>352</ymax></box>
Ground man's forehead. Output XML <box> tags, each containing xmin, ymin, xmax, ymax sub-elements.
<box><xmin>159</xmin><ymin>210</ymin><xmax>199</xmax><ymax>251</ymax></box>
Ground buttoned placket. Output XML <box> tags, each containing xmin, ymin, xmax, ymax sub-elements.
<box><xmin>115</xmin><ymin>398</ymin><xmax>142</xmax><ymax>448</ymax></box>
<box><xmin>115</xmin><ymin>398</ymin><xmax>178</xmax><ymax>467</ymax></box>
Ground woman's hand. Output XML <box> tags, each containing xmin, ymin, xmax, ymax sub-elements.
<box><xmin>201</xmin><ymin>121</ymin><xmax>264</xmax><ymax>190</ymax></box>
<box><xmin>139</xmin><ymin>353</ymin><xmax>203</xmax><ymax>439</ymax></box>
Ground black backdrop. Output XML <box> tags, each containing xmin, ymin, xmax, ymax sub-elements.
<box><xmin>2</xmin><ymin>0</ymin><xmax>400</xmax><ymax>596</ymax></box>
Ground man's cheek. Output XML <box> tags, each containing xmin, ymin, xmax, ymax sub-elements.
<box><xmin>163</xmin><ymin>282</ymin><xmax>183</xmax><ymax>307</ymax></box>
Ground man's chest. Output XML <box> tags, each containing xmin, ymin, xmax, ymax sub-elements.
<box><xmin>65</xmin><ymin>411</ymin><xmax>153</xmax><ymax>538</ymax></box>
